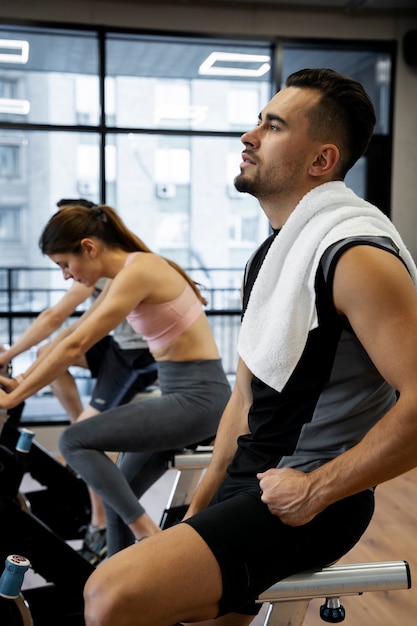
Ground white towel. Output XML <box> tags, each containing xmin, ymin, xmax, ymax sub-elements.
<box><xmin>237</xmin><ymin>181</ymin><xmax>417</xmax><ymax>393</ymax></box>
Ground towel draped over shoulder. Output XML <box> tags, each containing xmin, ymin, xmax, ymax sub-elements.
<box><xmin>237</xmin><ymin>181</ymin><xmax>417</xmax><ymax>393</ymax></box>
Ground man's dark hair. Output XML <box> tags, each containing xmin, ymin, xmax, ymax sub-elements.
<box><xmin>56</xmin><ymin>198</ymin><xmax>97</xmax><ymax>209</ymax></box>
<box><xmin>285</xmin><ymin>68</ymin><xmax>376</xmax><ymax>178</ymax></box>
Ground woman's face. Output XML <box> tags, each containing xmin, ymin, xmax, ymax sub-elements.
<box><xmin>49</xmin><ymin>245</ymin><xmax>99</xmax><ymax>287</ymax></box>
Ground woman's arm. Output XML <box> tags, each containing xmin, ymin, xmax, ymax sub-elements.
<box><xmin>0</xmin><ymin>281</ymin><xmax>94</xmax><ymax>368</ymax></box>
<box><xmin>20</xmin><ymin>279</ymin><xmax>113</xmax><ymax>377</ymax></box>
<box><xmin>0</xmin><ymin>260</ymin><xmax>148</xmax><ymax>408</ymax></box>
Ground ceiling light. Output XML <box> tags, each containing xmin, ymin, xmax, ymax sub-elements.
<box><xmin>0</xmin><ymin>39</ymin><xmax>29</xmax><ymax>64</ymax></box>
<box><xmin>199</xmin><ymin>52</ymin><xmax>271</xmax><ymax>78</ymax></box>
<box><xmin>0</xmin><ymin>99</ymin><xmax>30</xmax><ymax>115</ymax></box>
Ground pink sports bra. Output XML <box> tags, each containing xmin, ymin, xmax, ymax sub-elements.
<box><xmin>125</xmin><ymin>253</ymin><xmax>203</xmax><ymax>350</ymax></box>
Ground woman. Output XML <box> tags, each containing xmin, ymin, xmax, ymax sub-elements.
<box><xmin>0</xmin><ymin>203</ymin><xmax>230</xmax><ymax>555</ymax></box>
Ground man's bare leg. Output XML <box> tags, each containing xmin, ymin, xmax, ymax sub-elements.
<box><xmin>84</xmin><ymin>523</ymin><xmax>253</xmax><ymax>626</ymax></box>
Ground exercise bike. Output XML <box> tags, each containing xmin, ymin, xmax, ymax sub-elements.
<box><xmin>169</xmin><ymin>447</ymin><xmax>412</xmax><ymax>625</ymax></box>
<box><xmin>0</xmin><ymin>553</ymin><xmax>34</xmax><ymax>626</ymax></box>
<box><xmin>0</xmin><ymin>406</ymin><xmax>94</xmax><ymax>626</ymax></box>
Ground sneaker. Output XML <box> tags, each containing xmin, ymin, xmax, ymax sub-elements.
<box><xmin>78</xmin><ymin>524</ymin><xmax>107</xmax><ymax>565</ymax></box>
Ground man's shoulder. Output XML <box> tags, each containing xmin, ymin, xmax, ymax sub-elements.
<box><xmin>320</xmin><ymin>235</ymin><xmax>399</xmax><ymax>284</ymax></box>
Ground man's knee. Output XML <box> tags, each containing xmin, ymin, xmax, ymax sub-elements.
<box><xmin>84</xmin><ymin>569</ymin><xmax>118</xmax><ymax>626</ymax></box>
<box><xmin>83</xmin><ymin>561</ymin><xmax>155</xmax><ymax>626</ymax></box>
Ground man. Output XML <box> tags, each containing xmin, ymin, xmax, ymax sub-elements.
<box><xmin>31</xmin><ymin>69</ymin><xmax>417</xmax><ymax>624</ymax></box>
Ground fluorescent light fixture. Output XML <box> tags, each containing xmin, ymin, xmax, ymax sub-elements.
<box><xmin>0</xmin><ymin>98</ymin><xmax>30</xmax><ymax>115</ymax></box>
<box><xmin>199</xmin><ymin>52</ymin><xmax>271</xmax><ymax>78</ymax></box>
<box><xmin>0</xmin><ymin>39</ymin><xmax>29</xmax><ymax>64</ymax></box>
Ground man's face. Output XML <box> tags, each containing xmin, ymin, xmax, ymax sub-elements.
<box><xmin>234</xmin><ymin>86</ymin><xmax>322</xmax><ymax>202</ymax></box>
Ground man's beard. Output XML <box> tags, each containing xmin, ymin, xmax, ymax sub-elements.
<box><xmin>233</xmin><ymin>172</ymin><xmax>257</xmax><ymax>196</ymax></box>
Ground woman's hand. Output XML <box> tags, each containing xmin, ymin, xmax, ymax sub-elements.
<box><xmin>0</xmin><ymin>387</ymin><xmax>17</xmax><ymax>410</ymax></box>
<box><xmin>0</xmin><ymin>349</ymin><xmax>9</xmax><ymax>369</ymax></box>
<box><xmin>0</xmin><ymin>374</ymin><xmax>20</xmax><ymax>393</ymax></box>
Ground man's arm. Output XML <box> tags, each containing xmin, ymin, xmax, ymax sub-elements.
<box><xmin>259</xmin><ymin>244</ymin><xmax>417</xmax><ymax>525</ymax></box>
<box><xmin>0</xmin><ymin>281</ymin><xmax>94</xmax><ymax>368</ymax></box>
<box><xmin>185</xmin><ymin>357</ymin><xmax>253</xmax><ymax>517</ymax></box>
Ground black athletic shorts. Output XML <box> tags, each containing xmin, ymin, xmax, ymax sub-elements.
<box><xmin>184</xmin><ymin>475</ymin><xmax>374</xmax><ymax>616</ymax></box>
<box><xmin>85</xmin><ymin>335</ymin><xmax>158</xmax><ymax>411</ymax></box>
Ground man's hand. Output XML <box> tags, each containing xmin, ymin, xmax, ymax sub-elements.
<box><xmin>257</xmin><ymin>467</ymin><xmax>323</xmax><ymax>526</ymax></box>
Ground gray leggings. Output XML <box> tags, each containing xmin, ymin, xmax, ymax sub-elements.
<box><xmin>59</xmin><ymin>359</ymin><xmax>230</xmax><ymax>555</ymax></box>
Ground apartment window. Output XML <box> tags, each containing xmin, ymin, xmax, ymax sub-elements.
<box><xmin>0</xmin><ymin>206</ymin><xmax>21</xmax><ymax>241</ymax></box>
<box><xmin>0</xmin><ymin>77</ymin><xmax>18</xmax><ymax>98</ymax></box>
<box><xmin>0</xmin><ymin>143</ymin><xmax>21</xmax><ymax>178</ymax></box>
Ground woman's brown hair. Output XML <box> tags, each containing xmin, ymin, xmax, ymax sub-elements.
<box><xmin>39</xmin><ymin>204</ymin><xmax>207</xmax><ymax>305</ymax></box>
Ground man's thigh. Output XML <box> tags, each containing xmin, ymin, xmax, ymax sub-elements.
<box><xmin>84</xmin><ymin>523</ymin><xmax>224</xmax><ymax>626</ymax></box>
<box><xmin>184</xmin><ymin>487</ymin><xmax>374</xmax><ymax>616</ymax></box>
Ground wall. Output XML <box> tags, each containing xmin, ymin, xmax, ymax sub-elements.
<box><xmin>1</xmin><ymin>0</ymin><xmax>417</xmax><ymax>254</ymax></box>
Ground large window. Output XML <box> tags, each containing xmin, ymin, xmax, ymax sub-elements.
<box><xmin>104</xmin><ymin>34</ymin><xmax>273</xmax><ymax>287</ymax></box>
<box><xmin>0</xmin><ymin>27</ymin><xmax>275</xmax><ymax>288</ymax></box>
<box><xmin>0</xmin><ymin>29</ymin><xmax>99</xmax><ymax>125</ymax></box>
<box><xmin>281</xmin><ymin>42</ymin><xmax>393</xmax><ymax>214</ymax></box>
<box><xmin>0</xmin><ymin>23</ymin><xmax>396</xmax><ymax>391</ymax></box>
<box><xmin>0</xmin><ymin>26</ymin><xmax>395</xmax><ymax>273</ymax></box>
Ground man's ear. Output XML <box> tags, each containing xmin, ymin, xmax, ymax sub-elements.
<box><xmin>80</xmin><ymin>238</ymin><xmax>97</xmax><ymax>257</ymax></box>
<box><xmin>309</xmin><ymin>144</ymin><xmax>340</xmax><ymax>177</ymax></box>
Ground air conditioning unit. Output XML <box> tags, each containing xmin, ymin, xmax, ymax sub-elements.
<box><xmin>156</xmin><ymin>183</ymin><xmax>176</xmax><ymax>199</ymax></box>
